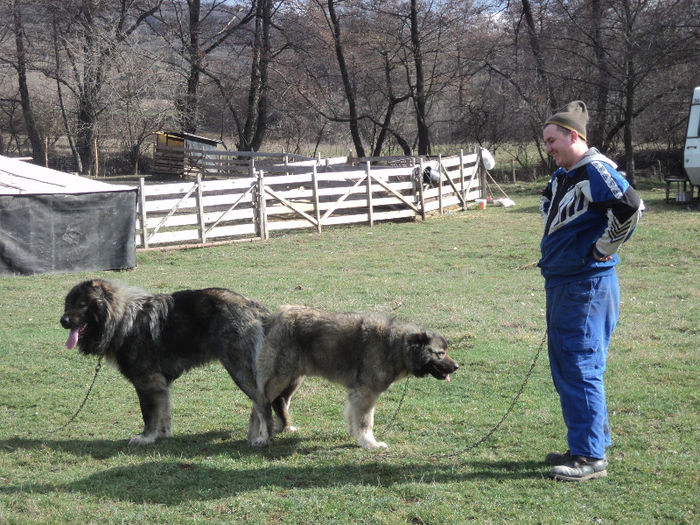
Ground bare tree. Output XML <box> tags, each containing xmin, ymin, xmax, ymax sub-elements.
<box><xmin>409</xmin><ymin>0</ymin><xmax>430</xmax><ymax>154</ymax></box>
<box><xmin>45</xmin><ymin>0</ymin><xmax>162</xmax><ymax>174</ymax></box>
<box><xmin>239</xmin><ymin>0</ymin><xmax>273</xmax><ymax>151</ymax></box>
<box><xmin>10</xmin><ymin>1</ymin><xmax>45</xmax><ymax>164</ymax></box>
<box><xmin>520</xmin><ymin>0</ymin><xmax>556</xmax><ymax>110</ymax></box>
<box><xmin>324</xmin><ymin>0</ymin><xmax>365</xmax><ymax>157</ymax></box>
<box><xmin>152</xmin><ymin>0</ymin><xmax>255</xmax><ymax>134</ymax></box>
<box><xmin>103</xmin><ymin>35</ymin><xmax>177</xmax><ymax>173</ymax></box>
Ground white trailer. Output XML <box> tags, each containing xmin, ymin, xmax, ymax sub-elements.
<box><xmin>684</xmin><ymin>87</ymin><xmax>700</xmax><ymax>186</ymax></box>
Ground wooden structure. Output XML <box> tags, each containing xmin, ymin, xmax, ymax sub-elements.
<box><xmin>152</xmin><ymin>131</ymin><xmax>220</xmax><ymax>177</ymax></box>
<box><xmin>153</xmin><ymin>132</ymin><xmax>316</xmax><ymax>178</ymax></box>
<box><xmin>136</xmin><ymin>151</ymin><xmax>483</xmax><ymax>249</ymax></box>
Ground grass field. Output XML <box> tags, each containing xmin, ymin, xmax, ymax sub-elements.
<box><xmin>1</xmin><ymin>181</ymin><xmax>698</xmax><ymax>524</ymax></box>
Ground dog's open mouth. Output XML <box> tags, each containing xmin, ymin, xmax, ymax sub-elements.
<box><xmin>428</xmin><ymin>366</ymin><xmax>452</xmax><ymax>382</ymax></box>
<box><xmin>427</xmin><ymin>360</ymin><xmax>458</xmax><ymax>382</ymax></box>
<box><xmin>66</xmin><ymin>325</ymin><xmax>86</xmax><ymax>350</ymax></box>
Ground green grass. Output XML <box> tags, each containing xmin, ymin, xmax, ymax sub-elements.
<box><xmin>1</xmin><ymin>182</ymin><xmax>698</xmax><ymax>524</ymax></box>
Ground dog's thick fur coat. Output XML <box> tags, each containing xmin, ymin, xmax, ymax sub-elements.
<box><xmin>249</xmin><ymin>305</ymin><xmax>459</xmax><ymax>449</ymax></box>
<box><xmin>60</xmin><ymin>279</ymin><xmax>269</xmax><ymax>445</ymax></box>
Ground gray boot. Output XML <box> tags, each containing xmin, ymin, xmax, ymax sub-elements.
<box><xmin>550</xmin><ymin>456</ymin><xmax>608</xmax><ymax>482</ymax></box>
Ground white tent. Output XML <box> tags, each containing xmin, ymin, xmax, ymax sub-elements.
<box><xmin>0</xmin><ymin>155</ymin><xmax>137</xmax><ymax>275</ymax></box>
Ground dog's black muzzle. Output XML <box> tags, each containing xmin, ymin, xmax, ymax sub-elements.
<box><xmin>60</xmin><ymin>313</ymin><xmax>78</xmax><ymax>329</ymax></box>
<box><xmin>426</xmin><ymin>359</ymin><xmax>459</xmax><ymax>380</ymax></box>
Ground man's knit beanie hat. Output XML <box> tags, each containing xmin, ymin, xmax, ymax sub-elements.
<box><xmin>544</xmin><ymin>100</ymin><xmax>588</xmax><ymax>141</ymax></box>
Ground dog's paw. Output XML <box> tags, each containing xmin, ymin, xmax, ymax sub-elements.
<box><xmin>250</xmin><ymin>436</ymin><xmax>271</xmax><ymax>447</ymax></box>
<box><xmin>357</xmin><ymin>435</ymin><xmax>388</xmax><ymax>449</ymax></box>
<box><xmin>285</xmin><ymin>425</ymin><xmax>298</xmax><ymax>433</ymax></box>
<box><xmin>128</xmin><ymin>434</ymin><xmax>157</xmax><ymax>446</ymax></box>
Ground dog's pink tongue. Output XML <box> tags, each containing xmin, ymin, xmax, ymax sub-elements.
<box><xmin>446</xmin><ymin>375</ymin><xmax>451</xmax><ymax>382</ymax></box>
<box><xmin>66</xmin><ymin>329</ymin><xmax>80</xmax><ymax>350</ymax></box>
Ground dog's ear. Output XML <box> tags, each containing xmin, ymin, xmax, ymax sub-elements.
<box><xmin>407</xmin><ymin>331</ymin><xmax>432</xmax><ymax>353</ymax></box>
<box><xmin>85</xmin><ymin>280</ymin><xmax>114</xmax><ymax>311</ymax></box>
<box><xmin>88</xmin><ymin>280</ymin><xmax>114</xmax><ymax>300</ymax></box>
<box><xmin>408</xmin><ymin>331</ymin><xmax>429</xmax><ymax>345</ymax></box>
<box><xmin>89</xmin><ymin>280</ymin><xmax>105</xmax><ymax>294</ymax></box>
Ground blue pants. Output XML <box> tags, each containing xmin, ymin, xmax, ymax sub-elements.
<box><xmin>545</xmin><ymin>272</ymin><xmax>619</xmax><ymax>459</ymax></box>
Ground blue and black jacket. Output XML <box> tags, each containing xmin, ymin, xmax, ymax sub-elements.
<box><xmin>538</xmin><ymin>148</ymin><xmax>643</xmax><ymax>287</ymax></box>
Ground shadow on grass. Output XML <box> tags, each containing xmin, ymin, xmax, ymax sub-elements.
<box><xmin>1</xmin><ymin>433</ymin><xmax>546</xmax><ymax>504</ymax></box>
<box><xmin>1</xmin><ymin>430</ymin><xmax>301</xmax><ymax>461</ymax></box>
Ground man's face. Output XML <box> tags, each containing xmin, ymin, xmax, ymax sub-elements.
<box><xmin>543</xmin><ymin>124</ymin><xmax>575</xmax><ymax>169</ymax></box>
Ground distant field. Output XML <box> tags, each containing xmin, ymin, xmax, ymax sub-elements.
<box><xmin>0</xmin><ymin>182</ymin><xmax>697</xmax><ymax>524</ymax></box>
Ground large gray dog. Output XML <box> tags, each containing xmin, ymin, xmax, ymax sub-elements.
<box><xmin>60</xmin><ymin>279</ymin><xmax>270</xmax><ymax>446</ymax></box>
<box><xmin>248</xmin><ymin>305</ymin><xmax>459</xmax><ymax>449</ymax></box>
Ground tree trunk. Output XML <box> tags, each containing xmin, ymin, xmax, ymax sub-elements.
<box><xmin>521</xmin><ymin>0</ymin><xmax>556</xmax><ymax>109</ymax></box>
<box><xmin>75</xmin><ymin>26</ymin><xmax>104</xmax><ymax>175</ymax></box>
<box><xmin>327</xmin><ymin>0</ymin><xmax>365</xmax><ymax>158</ymax></box>
<box><xmin>589</xmin><ymin>0</ymin><xmax>610</xmax><ymax>150</ymax></box>
<box><xmin>12</xmin><ymin>2</ymin><xmax>45</xmax><ymax>165</ymax></box>
<box><xmin>622</xmin><ymin>0</ymin><xmax>636</xmax><ymax>187</ymax></box>
<box><xmin>178</xmin><ymin>0</ymin><xmax>201</xmax><ymax>134</ymax></box>
<box><xmin>372</xmin><ymin>55</ymin><xmax>411</xmax><ymax>156</ymax></box>
<box><xmin>51</xmin><ymin>16</ymin><xmax>82</xmax><ymax>173</ymax></box>
<box><xmin>623</xmin><ymin>61</ymin><xmax>636</xmax><ymax>187</ymax></box>
<box><xmin>410</xmin><ymin>0</ymin><xmax>430</xmax><ymax>155</ymax></box>
<box><xmin>240</xmin><ymin>0</ymin><xmax>272</xmax><ymax>151</ymax></box>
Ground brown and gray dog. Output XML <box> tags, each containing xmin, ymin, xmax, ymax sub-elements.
<box><xmin>60</xmin><ymin>279</ymin><xmax>270</xmax><ymax>446</ymax></box>
<box><xmin>248</xmin><ymin>305</ymin><xmax>459</xmax><ymax>449</ymax></box>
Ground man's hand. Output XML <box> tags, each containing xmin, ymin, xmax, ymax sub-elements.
<box><xmin>593</xmin><ymin>249</ymin><xmax>613</xmax><ymax>262</ymax></box>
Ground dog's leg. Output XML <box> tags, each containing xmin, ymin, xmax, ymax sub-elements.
<box><xmin>247</xmin><ymin>407</ymin><xmax>261</xmax><ymax>443</ymax></box>
<box><xmin>250</xmin><ymin>400</ymin><xmax>274</xmax><ymax>447</ymax></box>
<box><xmin>250</xmin><ymin>375</ymin><xmax>295</xmax><ymax>447</ymax></box>
<box><xmin>347</xmin><ymin>388</ymin><xmax>386</xmax><ymax>449</ymax></box>
<box><xmin>241</xmin><ymin>390</ymin><xmax>272</xmax><ymax>447</ymax></box>
<box><xmin>344</xmin><ymin>399</ymin><xmax>356</xmax><ymax>438</ymax></box>
<box><xmin>219</xmin><ymin>355</ymin><xmax>272</xmax><ymax>447</ymax></box>
<box><xmin>272</xmin><ymin>376</ymin><xmax>304</xmax><ymax>433</ymax></box>
<box><xmin>130</xmin><ymin>378</ymin><xmax>172</xmax><ymax>445</ymax></box>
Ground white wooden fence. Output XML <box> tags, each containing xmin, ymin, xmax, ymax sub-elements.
<box><xmin>136</xmin><ymin>152</ymin><xmax>483</xmax><ymax>249</ymax></box>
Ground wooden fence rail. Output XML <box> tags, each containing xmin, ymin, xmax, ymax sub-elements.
<box><xmin>136</xmin><ymin>152</ymin><xmax>483</xmax><ymax>249</ymax></box>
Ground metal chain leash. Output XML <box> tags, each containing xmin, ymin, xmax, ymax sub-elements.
<box><xmin>381</xmin><ymin>330</ymin><xmax>547</xmax><ymax>457</ymax></box>
<box><xmin>433</xmin><ymin>330</ymin><xmax>547</xmax><ymax>458</ymax></box>
<box><xmin>382</xmin><ymin>376</ymin><xmax>410</xmax><ymax>432</ymax></box>
<box><xmin>45</xmin><ymin>356</ymin><xmax>103</xmax><ymax>435</ymax></box>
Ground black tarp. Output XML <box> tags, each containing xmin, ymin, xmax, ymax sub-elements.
<box><xmin>0</xmin><ymin>156</ymin><xmax>137</xmax><ymax>275</ymax></box>
<box><xmin>0</xmin><ymin>190</ymin><xmax>137</xmax><ymax>275</ymax></box>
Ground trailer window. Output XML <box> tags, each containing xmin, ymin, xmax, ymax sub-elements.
<box><xmin>688</xmin><ymin>105</ymin><xmax>700</xmax><ymax>138</ymax></box>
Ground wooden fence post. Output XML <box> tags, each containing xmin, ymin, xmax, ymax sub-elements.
<box><xmin>312</xmin><ymin>164</ymin><xmax>322</xmax><ymax>233</ymax></box>
<box><xmin>257</xmin><ymin>170</ymin><xmax>268</xmax><ymax>240</ymax></box>
<box><xmin>93</xmin><ymin>138</ymin><xmax>99</xmax><ymax>177</ymax></box>
<box><xmin>459</xmin><ymin>149</ymin><xmax>465</xmax><ymax>199</ymax></box>
<box><xmin>438</xmin><ymin>154</ymin><xmax>444</xmax><ymax>215</ymax></box>
<box><xmin>195</xmin><ymin>174</ymin><xmax>206</xmax><ymax>243</ymax></box>
<box><xmin>366</xmin><ymin>161</ymin><xmax>374</xmax><ymax>227</ymax></box>
<box><xmin>138</xmin><ymin>177</ymin><xmax>148</xmax><ymax>249</ymax></box>
<box><xmin>249</xmin><ymin>158</ymin><xmax>256</xmax><ymax>179</ymax></box>
<box><xmin>417</xmin><ymin>158</ymin><xmax>426</xmax><ymax>221</ymax></box>
<box><xmin>479</xmin><ymin>148</ymin><xmax>486</xmax><ymax>199</ymax></box>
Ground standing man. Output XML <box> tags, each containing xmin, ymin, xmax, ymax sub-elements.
<box><xmin>539</xmin><ymin>101</ymin><xmax>643</xmax><ymax>481</ymax></box>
